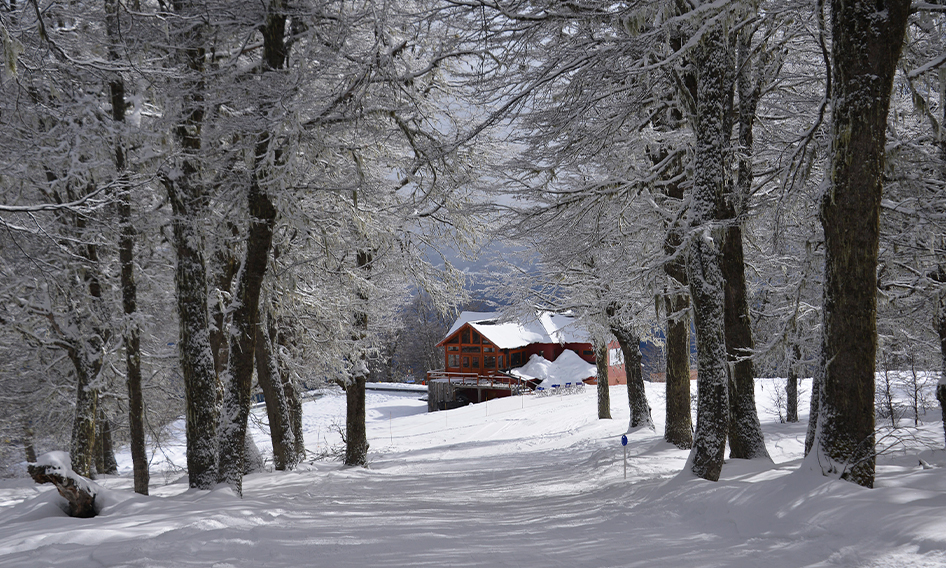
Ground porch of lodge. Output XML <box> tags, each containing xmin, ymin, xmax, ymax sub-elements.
<box><xmin>425</xmin><ymin>370</ymin><xmax>538</xmax><ymax>412</ymax></box>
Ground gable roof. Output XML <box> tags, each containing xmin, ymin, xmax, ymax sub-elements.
<box><xmin>440</xmin><ymin>311</ymin><xmax>591</xmax><ymax>350</ymax></box>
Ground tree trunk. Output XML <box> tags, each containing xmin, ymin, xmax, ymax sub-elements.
<box><xmin>686</xmin><ymin>26</ymin><xmax>730</xmax><ymax>482</ymax></box>
<box><xmin>68</xmin><ymin>347</ymin><xmax>99</xmax><ymax>479</ymax></box>
<box><xmin>106</xmin><ymin>0</ymin><xmax>148</xmax><ymax>494</ymax></box>
<box><xmin>22</xmin><ymin>421</ymin><xmax>37</xmax><ymax>464</ymax></box>
<box><xmin>97</xmin><ymin>408</ymin><xmax>119</xmax><ymax>475</ymax></box>
<box><xmin>164</xmin><ymin>0</ymin><xmax>221</xmax><ymax>490</ymax></box>
<box><xmin>721</xmin><ymin>225</ymin><xmax>768</xmax><ymax>460</ymax></box>
<box><xmin>664</xmin><ymin>294</ymin><xmax>693</xmax><ymax>449</ymax></box>
<box><xmin>937</xmin><ymin>281</ymin><xmax>946</xmax><ymax>447</ymax></box>
<box><xmin>816</xmin><ymin>0</ymin><xmax>909</xmax><ymax>488</ymax></box>
<box><xmin>345</xmin><ymin>249</ymin><xmax>372</xmax><ymax>467</ymax></box>
<box><xmin>256</xmin><ymin>315</ymin><xmax>297</xmax><ymax>470</ymax></box>
<box><xmin>595</xmin><ymin>342</ymin><xmax>612</xmax><ymax>420</ymax></box>
<box><xmin>786</xmin><ymin>342</ymin><xmax>800</xmax><ymax>423</ymax></box>
<box><xmin>608</xmin><ymin>315</ymin><xmax>653</xmax><ymax>430</ymax></box>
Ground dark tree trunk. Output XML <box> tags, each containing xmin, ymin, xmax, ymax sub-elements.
<box><xmin>816</xmin><ymin>0</ymin><xmax>909</xmax><ymax>488</ymax></box>
<box><xmin>721</xmin><ymin>225</ymin><xmax>768</xmax><ymax>460</ymax></box>
<box><xmin>97</xmin><ymin>408</ymin><xmax>119</xmax><ymax>475</ymax></box>
<box><xmin>28</xmin><ymin>463</ymin><xmax>97</xmax><ymax>518</ymax></box>
<box><xmin>719</xmin><ymin>18</ymin><xmax>769</xmax><ymax>462</ymax></box>
<box><xmin>595</xmin><ymin>342</ymin><xmax>612</xmax><ymax>420</ymax></box>
<box><xmin>216</xmin><ymin>180</ymin><xmax>277</xmax><ymax>493</ymax></box>
<box><xmin>787</xmin><ymin>343</ymin><xmax>800</xmax><ymax>423</ymax></box>
<box><xmin>345</xmin><ymin>249</ymin><xmax>372</xmax><ymax>467</ymax></box>
<box><xmin>22</xmin><ymin>421</ymin><xmax>37</xmax><ymax>463</ymax></box>
<box><xmin>608</xmin><ymin>312</ymin><xmax>652</xmax><ymax>430</ymax></box>
<box><xmin>937</xmin><ymin>276</ymin><xmax>946</xmax><ymax>447</ymax></box>
<box><xmin>664</xmin><ymin>294</ymin><xmax>693</xmax><ymax>449</ymax></box>
<box><xmin>68</xmin><ymin>346</ymin><xmax>99</xmax><ymax>479</ymax></box>
<box><xmin>106</xmin><ymin>0</ymin><xmax>148</xmax><ymax>494</ymax></box>
<box><xmin>216</xmin><ymin>0</ymin><xmax>286</xmax><ymax>493</ymax></box>
<box><xmin>163</xmin><ymin>0</ymin><xmax>222</xmax><ymax>490</ymax></box>
<box><xmin>686</xmin><ymin>26</ymin><xmax>730</xmax><ymax>482</ymax></box>
<box><xmin>256</xmin><ymin>315</ymin><xmax>296</xmax><ymax>470</ymax></box>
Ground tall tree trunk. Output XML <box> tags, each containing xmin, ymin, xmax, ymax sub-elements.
<box><xmin>216</xmin><ymin>1</ymin><xmax>286</xmax><ymax>492</ymax></box>
<box><xmin>936</xmin><ymin>280</ymin><xmax>946</xmax><ymax>447</ymax></box>
<box><xmin>22</xmin><ymin>420</ymin><xmax>37</xmax><ymax>464</ymax></box>
<box><xmin>608</xmin><ymin>311</ymin><xmax>652</xmax><ymax>430</ymax></box>
<box><xmin>345</xmin><ymin>249</ymin><xmax>372</xmax><ymax>467</ymax></box>
<box><xmin>664</xmin><ymin>294</ymin><xmax>693</xmax><ymax>449</ymax></box>
<box><xmin>97</xmin><ymin>408</ymin><xmax>119</xmax><ymax>475</ymax></box>
<box><xmin>216</xmin><ymin>141</ymin><xmax>278</xmax><ymax>494</ymax></box>
<box><xmin>106</xmin><ymin>0</ymin><xmax>148</xmax><ymax>494</ymax></box>
<box><xmin>815</xmin><ymin>0</ymin><xmax>909</xmax><ymax>488</ymax></box>
<box><xmin>277</xmin><ymin>327</ymin><xmax>305</xmax><ymax>460</ymax></box>
<box><xmin>595</xmin><ymin>342</ymin><xmax>612</xmax><ymax>420</ymax></box>
<box><xmin>69</xmin><ymin>349</ymin><xmax>98</xmax><ymax>478</ymax></box>
<box><xmin>255</xmin><ymin>312</ymin><xmax>296</xmax><ymax>471</ymax></box>
<box><xmin>163</xmin><ymin>0</ymin><xmax>222</xmax><ymax>490</ymax></box>
<box><xmin>787</xmin><ymin>343</ymin><xmax>800</xmax><ymax>423</ymax></box>
<box><xmin>686</xmin><ymin>26</ymin><xmax>731</xmax><ymax>482</ymax></box>
<box><xmin>721</xmin><ymin>14</ymin><xmax>769</xmax><ymax>462</ymax></box>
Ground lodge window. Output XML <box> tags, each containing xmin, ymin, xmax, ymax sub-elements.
<box><xmin>462</xmin><ymin>356</ymin><xmax>469</xmax><ymax>368</ymax></box>
<box><xmin>485</xmin><ymin>355</ymin><xmax>496</xmax><ymax>368</ymax></box>
<box><xmin>583</xmin><ymin>350</ymin><xmax>594</xmax><ymax>357</ymax></box>
<box><xmin>511</xmin><ymin>352</ymin><xmax>522</xmax><ymax>367</ymax></box>
<box><xmin>461</xmin><ymin>329</ymin><xmax>470</xmax><ymax>344</ymax></box>
<box><xmin>448</xmin><ymin>336</ymin><xmax>459</xmax><ymax>344</ymax></box>
<box><xmin>499</xmin><ymin>355</ymin><xmax>504</xmax><ymax>368</ymax></box>
<box><xmin>448</xmin><ymin>345</ymin><xmax>459</xmax><ymax>351</ymax></box>
<box><xmin>483</xmin><ymin>346</ymin><xmax>494</xmax><ymax>353</ymax></box>
<box><xmin>448</xmin><ymin>354</ymin><xmax>459</xmax><ymax>367</ymax></box>
<box><xmin>472</xmin><ymin>357</ymin><xmax>479</xmax><ymax>368</ymax></box>
<box><xmin>471</xmin><ymin>330</ymin><xmax>481</xmax><ymax>344</ymax></box>
<box><xmin>462</xmin><ymin>346</ymin><xmax>479</xmax><ymax>353</ymax></box>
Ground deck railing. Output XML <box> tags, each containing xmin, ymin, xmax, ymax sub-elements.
<box><xmin>425</xmin><ymin>369</ymin><xmax>529</xmax><ymax>390</ymax></box>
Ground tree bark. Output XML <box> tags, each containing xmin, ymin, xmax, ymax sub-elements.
<box><xmin>97</xmin><ymin>408</ymin><xmax>119</xmax><ymax>475</ymax></box>
<box><xmin>787</xmin><ymin>343</ymin><xmax>800</xmax><ymax>423</ymax></box>
<box><xmin>686</xmin><ymin>26</ymin><xmax>730</xmax><ymax>482</ymax></box>
<box><xmin>69</xmin><ymin>354</ymin><xmax>98</xmax><ymax>479</ymax></box>
<box><xmin>595</xmin><ymin>342</ymin><xmax>612</xmax><ymax>420</ymax></box>
<box><xmin>345</xmin><ymin>248</ymin><xmax>372</xmax><ymax>467</ymax></box>
<box><xmin>816</xmin><ymin>0</ymin><xmax>909</xmax><ymax>488</ymax></box>
<box><xmin>721</xmin><ymin>223</ymin><xmax>767</xmax><ymax>460</ymax></box>
<box><xmin>664</xmin><ymin>294</ymin><xmax>693</xmax><ymax>449</ymax></box>
<box><xmin>106</xmin><ymin>0</ymin><xmax>148</xmax><ymax>494</ymax></box>
<box><xmin>608</xmin><ymin>312</ymin><xmax>652</xmax><ymax>430</ymax></box>
<box><xmin>937</xmin><ymin>280</ymin><xmax>946</xmax><ymax>447</ymax></box>
<box><xmin>255</xmin><ymin>314</ymin><xmax>297</xmax><ymax>470</ymax></box>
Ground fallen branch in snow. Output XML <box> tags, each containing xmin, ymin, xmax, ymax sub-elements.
<box><xmin>27</xmin><ymin>452</ymin><xmax>97</xmax><ymax>518</ymax></box>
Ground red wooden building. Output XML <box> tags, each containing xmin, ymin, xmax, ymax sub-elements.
<box><xmin>435</xmin><ymin>311</ymin><xmax>594</xmax><ymax>375</ymax></box>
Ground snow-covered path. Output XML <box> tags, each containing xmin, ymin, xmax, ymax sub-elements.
<box><xmin>1</xmin><ymin>382</ymin><xmax>945</xmax><ymax>567</ymax></box>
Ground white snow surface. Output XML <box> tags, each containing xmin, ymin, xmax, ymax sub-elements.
<box><xmin>2</xmin><ymin>380</ymin><xmax>946</xmax><ymax>567</ymax></box>
<box><xmin>444</xmin><ymin>310</ymin><xmax>590</xmax><ymax>349</ymax></box>
<box><xmin>511</xmin><ymin>350</ymin><xmax>597</xmax><ymax>388</ymax></box>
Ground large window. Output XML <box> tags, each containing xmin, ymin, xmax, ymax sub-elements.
<box><xmin>484</xmin><ymin>355</ymin><xmax>496</xmax><ymax>368</ymax></box>
<box><xmin>472</xmin><ymin>357</ymin><xmax>479</xmax><ymax>368</ymax></box>
<box><xmin>462</xmin><ymin>356</ymin><xmax>469</xmax><ymax>368</ymax></box>
<box><xmin>461</xmin><ymin>329</ymin><xmax>470</xmax><ymax>344</ymax></box>
<box><xmin>448</xmin><ymin>354</ymin><xmax>459</xmax><ymax>368</ymax></box>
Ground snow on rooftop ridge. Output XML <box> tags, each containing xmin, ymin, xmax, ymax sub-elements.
<box><xmin>444</xmin><ymin>310</ymin><xmax>590</xmax><ymax>350</ymax></box>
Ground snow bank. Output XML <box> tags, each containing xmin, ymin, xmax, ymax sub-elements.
<box><xmin>510</xmin><ymin>350</ymin><xmax>596</xmax><ymax>388</ymax></box>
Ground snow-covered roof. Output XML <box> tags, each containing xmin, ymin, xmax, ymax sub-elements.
<box><xmin>441</xmin><ymin>311</ymin><xmax>591</xmax><ymax>350</ymax></box>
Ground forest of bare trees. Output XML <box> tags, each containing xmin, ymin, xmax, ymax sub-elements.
<box><xmin>1</xmin><ymin>0</ymin><xmax>944</xmax><ymax>493</ymax></box>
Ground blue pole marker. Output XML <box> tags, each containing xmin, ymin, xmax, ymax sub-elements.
<box><xmin>621</xmin><ymin>435</ymin><xmax>628</xmax><ymax>479</ymax></box>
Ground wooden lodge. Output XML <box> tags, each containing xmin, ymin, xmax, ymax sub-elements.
<box><xmin>426</xmin><ymin>311</ymin><xmax>600</xmax><ymax>411</ymax></box>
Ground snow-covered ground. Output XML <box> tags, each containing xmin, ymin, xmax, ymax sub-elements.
<box><xmin>1</xmin><ymin>380</ymin><xmax>945</xmax><ymax>567</ymax></box>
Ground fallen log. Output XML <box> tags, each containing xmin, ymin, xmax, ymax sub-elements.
<box><xmin>28</xmin><ymin>452</ymin><xmax>98</xmax><ymax>518</ymax></box>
